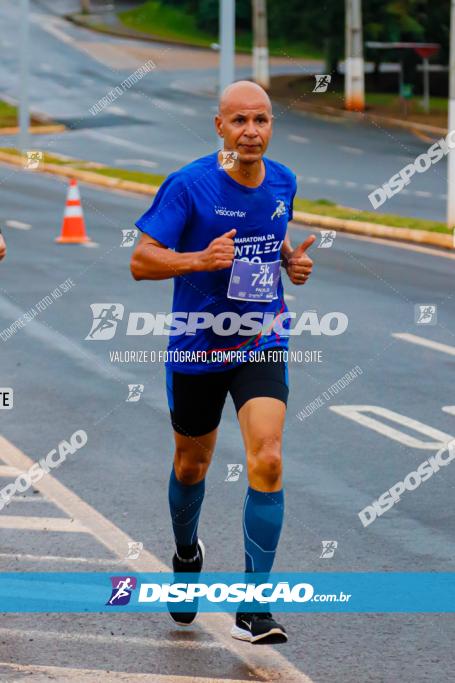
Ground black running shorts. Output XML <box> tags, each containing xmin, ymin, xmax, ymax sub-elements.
<box><xmin>165</xmin><ymin>351</ymin><xmax>289</xmax><ymax>437</ymax></box>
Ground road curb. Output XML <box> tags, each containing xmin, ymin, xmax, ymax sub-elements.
<box><xmin>271</xmin><ymin>95</ymin><xmax>447</xmax><ymax>137</ymax></box>
<box><xmin>292</xmin><ymin>210</ymin><xmax>452</xmax><ymax>249</ymax></box>
<box><xmin>0</xmin><ymin>150</ymin><xmax>451</xmax><ymax>250</ymax></box>
<box><xmin>65</xmin><ymin>13</ymin><xmax>218</xmax><ymax>51</ymax></box>
<box><xmin>0</xmin><ymin>124</ymin><xmax>66</xmax><ymax>137</ymax></box>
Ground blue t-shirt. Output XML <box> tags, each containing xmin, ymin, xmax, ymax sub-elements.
<box><xmin>136</xmin><ymin>151</ymin><xmax>297</xmax><ymax>374</ymax></box>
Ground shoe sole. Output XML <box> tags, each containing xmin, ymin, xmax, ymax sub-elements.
<box><xmin>231</xmin><ymin>624</ymin><xmax>288</xmax><ymax>644</ymax></box>
<box><xmin>169</xmin><ymin>540</ymin><xmax>206</xmax><ymax>627</ymax></box>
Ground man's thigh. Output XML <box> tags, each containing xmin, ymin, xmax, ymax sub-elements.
<box><xmin>166</xmin><ymin>366</ymin><xmax>231</xmax><ymax>438</ymax></box>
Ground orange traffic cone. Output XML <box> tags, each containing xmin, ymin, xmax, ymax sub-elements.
<box><xmin>56</xmin><ymin>178</ymin><xmax>90</xmax><ymax>243</ymax></box>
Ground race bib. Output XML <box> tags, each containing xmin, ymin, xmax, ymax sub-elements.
<box><xmin>227</xmin><ymin>259</ymin><xmax>281</xmax><ymax>302</ymax></box>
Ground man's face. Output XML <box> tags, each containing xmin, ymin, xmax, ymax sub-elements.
<box><xmin>216</xmin><ymin>102</ymin><xmax>273</xmax><ymax>164</ymax></box>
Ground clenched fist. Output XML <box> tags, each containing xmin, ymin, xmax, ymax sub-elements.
<box><xmin>195</xmin><ymin>229</ymin><xmax>237</xmax><ymax>272</ymax></box>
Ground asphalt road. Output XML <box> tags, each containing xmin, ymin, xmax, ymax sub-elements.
<box><xmin>0</xmin><ymin>164</ymin><xmax>454</xmax><ymax>682</ymax></box>
<box><xmin>0</xmin><ymin>0</ymin><xmax>448</xmax><ymax>221</ymax></box>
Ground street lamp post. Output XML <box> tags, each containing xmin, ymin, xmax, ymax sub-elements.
<box><xmin>448</xmin><ymin>0</ymin><xmax>455</xmax><ymax>230</ymax></box>
<box><xmin>252</xmin><ymin>0</ymin><xmax>269</xmax><ymax>90</ymax></box>
<box><xmin>219</xmin><ymin>0</ymin><xmax>235</xmax><ymax>95</ymax></box>
<box><xmin>345</xmin><ymin>0</ymin><xmax>365</xmax><ymax>111</ymax></box>
<box><xmin>19</xmin><ymin>0</ymin><xmax>30</xmax><ymax>153</ymax></box>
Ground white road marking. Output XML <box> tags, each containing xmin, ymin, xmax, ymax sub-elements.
<box><xmin>0</xmin><ymin>433</ymin><xmax>310</xmax><ymax>682</ymax></box>
<box><xmin>442</xmin><ymin>406</ymin><xmax>455</xmax><ymax>415</ymax></box>
<box><xmin>392</xmin><ymin>333</ymin><xmax>455</xmax><ymax>357</ymax></box>
<box><xmin>343</xmin><ymin>180</ymin><xmax>358</xmax><ymax>188</ymax></box>
<box><xmin>0</xmin><ymin>465</ymin><xmax>21</xmax><ymax>476</ymax></box>
<box><xmin>330</xmin><ymin>405</ymin><xmax>453</xmax><ymax>449</ymax></box>
<box><xmin>288</xmin><ymin>134</ymin><xmax>309</xmax><ymax>144</ymax></box>
<box><xmin>5</xmin><ymin>220</ymin><xmax>31</xmax><ymax>230</ymax></box>
<box><xmin>305</xmin><ymin>177</ymin><xmax>320</xmax><ymax>183</ymax></box>
<box><xmin>83</xmin><ymin>131</ymin><xmax>191</xmax><ymax>162</ymax></box>
<box><xmin>151</xmin><ymin>97</ymin><xmax>197</xmax><ymax>117</ymax></box>
<box><xmin>115</xmin><ymin>158</ymin><xmax>159</xmax><ymax>169</ymax></box>
<box><xmin>326</xmin><ymin>179</ymin><xmax>340</xmax><ymax>186</ymax></box>
<box><xmin>10</xmin><ymin>496</ymin><xmax>47</xmax><ymax>502</ymax></box>
<box><xmin>415</xmin><ymin>190</ymin><xmax>432</xmax><ymax>198</ymax></box>
<box><xmin>0</xmin><ymin>551</ymin><xmax>119</xmax><ymax>564</ymax></box>
<box><xmin>106</xmin><ymin>105</ymin><xmax>127</xmax><ymax>116</ymax></box>
<box><xmin>0</xmin><ymin>627</ymin><xmax>228</xmax><ymax>650</ymax></box>
<box><xmin>31</xmin><ymin>14</ymin><xmax>75</xmax><ymax>46</ymax></box>
<box><xmin>0</xmin><ymin>549</ymin><xmax>113</xmax><ymax>562</ymax></box>
<box><xmin>81</xmin><ymin>241</ymin><xmax>99</xmax><ymax>248</ymax></box>
<box><xmin>284</xmin><ymin>293</ymin><xmax>295</xmax><ymax>301</ymax></box>
<box><xmin>0</xmin><ymin>516</ymin><xmax>88</xmax><ymax>533</ymax></box>
<box><xmin>364</xmin><ymin>183</ymin><xmax>377</xmax><ymax>190</ymax></box>
<box><xmin>339</xmin><ymin>145</ymin><xmax>363</xmax><ymax>155</ymax></box>
<box><xmin>0</xmin><ymin>662</ymin><xmax>256</xmax><ymax>683</ymax></box>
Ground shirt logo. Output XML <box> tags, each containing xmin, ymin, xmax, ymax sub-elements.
<box><xmin>214</xmin><ymin>206</ymin><xmax>246</xmax><ymax>218</ymax></box>
<box><xmin>271</xmin><ymin>199</ymin><xmax>286</xmax><ymax>220</ymax></box>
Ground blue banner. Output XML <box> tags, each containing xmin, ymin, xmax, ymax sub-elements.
<box><xmin>0</xmin><ymin>572</ymin><xmax>453</xmax><ymax>612</ymax></box>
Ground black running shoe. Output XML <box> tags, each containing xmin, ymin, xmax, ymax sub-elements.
<box><xmin>231</xmin><ymin>611</ymin><xmax>288</xmax><ymax>644</ymax></box>
<box><xmin>168</xmin><ymin>539</ymin><xmax>205</xmax><ymax>626</ymax></box>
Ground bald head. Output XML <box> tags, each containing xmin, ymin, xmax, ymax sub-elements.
<box><xmin>218</xmin><ymin>80</ymin><xmax>272</xmax><ymax>115</ymax></box>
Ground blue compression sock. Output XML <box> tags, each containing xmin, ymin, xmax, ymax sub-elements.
<box><xmin>243</xmin><ymin>486</ymin><xmax>284</xmax><ymax>573</ymax></box>
<box><xmin>168</xmin><ymin>467</ymin><xmax>205</xmax><ymax>557</ymax></box>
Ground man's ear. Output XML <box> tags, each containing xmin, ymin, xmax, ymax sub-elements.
<box><xmin>214</xmin><ymin>114</ymin><xmax>223</xmax><ymax>137</ymax></box>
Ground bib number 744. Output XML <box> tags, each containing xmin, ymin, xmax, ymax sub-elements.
<box><xmin>251</xmin><ymin>264</ymin><xmax>274</xmax><ymax>287</ymax></box>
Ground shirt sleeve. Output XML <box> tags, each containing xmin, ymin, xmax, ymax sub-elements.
<box><xmin>135</xmin><ymin>172</ymin><xmax>191</xmax><ymax>249</ymax></box>
<box><xmin>289</xmin><ymin>173</ymin><xmax>297</xmax><ymax>222</ymax></box>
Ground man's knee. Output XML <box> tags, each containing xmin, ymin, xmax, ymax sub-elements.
<box><xmin>174</xmin><ymin>444</ymin><xmax>212</xmax><ymax>484</ymax></box>
<box><xmin>248</xmin><ymin>439</ymin><xmax>282</xmax><ymax>485</ymax></box>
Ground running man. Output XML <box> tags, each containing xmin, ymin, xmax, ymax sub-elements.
<box><xmin>131</xmin><ymin>81</ymin><xmax>315</xmax><ymax>644</ymax></box>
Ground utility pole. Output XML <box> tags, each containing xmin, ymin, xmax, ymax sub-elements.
<box><xmin>219</xmin><ymin>0</ymin><xmax>235</xmax><ymax>95</ymax></box>
<box><xmin>18</xmin><ymin>0</ymin><xmax>30</xmax><ymax>152</ymax></box>
<box><xmin>252</xmin><ymin>0</ymin><xmax>269</xmax><ymax>89</ymax></box>
<box><xmin>81</xmin><ymin>0</ymin><xmax>91</xmax><ymax>13</ymax></box>
<box><xmin>345</xmin><ymin>0</ymin><xmax>365</xmax><ymax>111</ymax></box>
<box><xmin>448</xmin><ymin>0</ymin><xmax>455</xmax><ymax>229</ymax></box>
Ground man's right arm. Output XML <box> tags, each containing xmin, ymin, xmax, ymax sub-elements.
<box><xmin>130</xmin><ymin>230</ymin><xmax>236</xmax><ymax>281</ymax></box>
